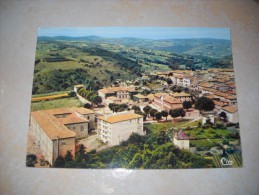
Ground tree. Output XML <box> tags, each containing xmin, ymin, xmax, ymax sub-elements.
<box><xmin>169</xmin><ymin>109</ymin><xmax>174</xmax><ymax>116</ymax></box>
<box><xmin>143</xmin><ymin>105</ymin><xmax>152</xmax><ymax>117</ymax></box>
<box><xmin>68</xmin><ymin>91</ymin><xmax>76</xmax><ymax>97</ymax></box>
<box><xmin>182</xmin><ymin>101</ymin><xmax>192</xmax><ymax>111</ymax></box>
<box><xmin>92</xmin><ymin>95</ymin><xmax>102</xmax><ymax>105</ymax></box>
<box><xmin>26</xmin><ymin>154</ymin><xmax>37</xmax><ymax>167</ymax></box>
<box><xmin>84</xmin><ymin>103</ymin><xmax>92</xmax><ymax>109</ymax></box>
<box><xmin>54</xmin><ymin>156</ymin><xmax>65</xmax><ymax>168</ymax></box>
<box><xmin>110</xmin><ymin>75</ymin><xmax>114</xmax><ymax>82</ymax></box>
<box><xmin>150</xmin><ymin>109</ymin><xmax>157</xmax><ymax>120</ymax></box>
<box><xmin>134</xmin><ymin>81</ymin><xmax>140</xmax><ymax>86</ymax></box>
<box><xmin>128</xmin><ymin>153</ymin><xmax>143</xmax><ymax>168</ymax></box>
<box><xmin>64</xmin><ymin>151</ymin><xmax>73</xmax><ymax>163</ymax></box>
<box><xmin>155</xmin><ymin>112</ymin><xmax>162</xmax><ymax>121</ymax></box>
<box><xmin>180</xmin><ymin>108</ymin><xmax>186</xmax><ymax>120</ymax></box>
<box><xmin>88</xmin><ymin>91</ymin><xmax>96</xmax><ymax>100</ymax></box>
<box><xmin>161</xmin><ymin>110</ymin><xmax>169</xmax><ymax>121</ymax></box>
<box><xmin>194</xmin><ymin>97</ymin><xmax>215</xmax><ymax>112</ymax></box>
<box><xmin>219</xmin><ymin>111</ymin><xmax>227</xmax><ymax>122</ymax></box>
<box><xmin>78</xmin><ymin>144</ymin><xmax>86</xmax><ymax>156</ymax></box>
<box><xmin>132</xmin><ymin>105</ymin><xmax>141</xmax><ymax>112</ymax></box>
<box><xmin>170</xmin><ymin>109</ymin><xmax>181</xmax><ymax>121</ymax></box>
<box><xmin>166</xmin><ymin>78</ymin><xmax>173</xmax><ymax>85</ymax></box>
<box><xmin>128</xmin><ymin>133</ymin><xmax>144</xmax><ymax>146</ymax></box>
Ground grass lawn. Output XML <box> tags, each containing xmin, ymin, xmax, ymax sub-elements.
<box><xmin>190</xmin><ymin>139</ymin><xmax>223</xmax><ymax>148</ymax></box>
<box><xmin>30</xmin><ymin>97</ymin><xmax>83</xmax><ymax>111</ymax></box>
<box><xmin>180</xmin><ymin>120</ymin><xmax>199</xmax><ymax>128</ymax></box>
<box><xmin>185</xmin><ymin>127</ymin><xmax>232</xmax><ymax>139</ymax></box>
<box><xmin>144</xmin><ymin>119</ymin><xmax>191</xmax><ymax>134</ymax></box>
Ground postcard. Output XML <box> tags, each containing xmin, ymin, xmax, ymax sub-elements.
<box><xmin>26</xmin><ymin>27</ymin><xmax>242</xmax><ymax>169</ymax></box>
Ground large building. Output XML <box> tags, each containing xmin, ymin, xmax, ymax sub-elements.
<box><xmin>29</xmin><ymin>107</ymin><xmax>95</xmax><ymax>165</ymax></box>
<box><xmin>153</xmin><ymin>93</ymin><xmax>191</xmax><ymax>111</ymax></box>
<box><xmin>98</xmin><ymin>86</ymin><xmax>137</xmax><ymax>100</ymax></box>
<box><xmin>97</xmin><ymin>111</ymin><xmax>144</xmax><ymax>146</ymax></box>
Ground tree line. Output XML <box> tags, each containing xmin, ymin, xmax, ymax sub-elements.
<box><xmin>54</xmin><ymin>133</ymin><xmax>214</xmax><ymax>169</ymax></box>
<box><xmin>77</xmin><ymin>87</ymin><xmax>102</xmax><ymax>106</ymax></box>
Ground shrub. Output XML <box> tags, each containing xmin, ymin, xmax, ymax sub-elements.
<box><xmin>26</xmin><ymin>154</ymin><xmax>37</xmax><ymax>167</ymax></box>
<box><xmin>216</xmin><ymin>123</ymin><xmax>225</xmax><ymax>129</ymax></box>
<box><xmin>84</xmin><ymin>103</ymin><xmax>92</xmax><ymax>109</ymax></box>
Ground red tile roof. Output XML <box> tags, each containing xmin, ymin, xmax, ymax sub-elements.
<box><xmin>31</xmin><ymin>111</ymin><xmax>76</xmax><ymax>140</ymax></box>
<box><xmin>99</xmin><ymin>86</ymin><xmax>135</xmax><ymax>94</ymax></box>
<box><xmin>98</xmin><ymin>113</ymin><xmax>143</xmax><ymax>123</ymax></box>
<box><xmin>222</xmin><ymin>105</ymin><xmax>238</xmax><ymax>113</ymax></box>
<box><xmin>176</xmin><ymin>130</ymin><xmax>190</xmax><ymax>140</ymax></box>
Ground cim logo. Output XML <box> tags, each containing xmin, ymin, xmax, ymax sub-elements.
<box><xmin>220</xmin><ymin>157</ymin><xmax>233</xmax><ymax>166</ymax></box>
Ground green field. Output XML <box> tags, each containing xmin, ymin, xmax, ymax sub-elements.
<box><xmin>30</xmin><ymin>97</ymin><xmax>83</xmax><ymax>111</ymax></box>
<box><xmin>145</xmin><ymin>121</ymin><xmax>240</xmax><ymax>149</ymax></box>
<box><xmin>190</xmin><ymin>139</ymin><xmax>223</xmax><ymax>148</ymax></box>
<box><xmin>184</xmin><ymin>127</ymin><xmax>232</xmax><ymax>139</ymax></box>
<box><xmin>144</xmin><ymin>120</ymin><xmax>191</xmax><ymax>134</ymax></box>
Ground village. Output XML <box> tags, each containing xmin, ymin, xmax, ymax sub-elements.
<box><xmin>27</xmin><ymin>68</ymin><xmax>241</xmax><ymax>168</ymax></box>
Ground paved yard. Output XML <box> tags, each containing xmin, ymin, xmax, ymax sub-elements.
<box><xmin>77</xmin><ymin>134</ymin><xmax>105</xmax><ymax>152</ymax></box>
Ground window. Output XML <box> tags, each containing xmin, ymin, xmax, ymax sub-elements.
<box><xmin>87</xmin><ymin>116</ymin><xmax>90</xmax><ymax>119</ymax></box>
<box><xmin>61</xmin><ymin>142</ymin><xmax>66</xmax><ymax>145</ymax></box>
<box><xmin>73</xmin><ymin>126</ymin><xmax>75</xmax><ymax>129</ymax></box>
<box><xmin>81</xmin><ymin>126</ymin><xmax>84</xmax><ymax>131</ymax></box>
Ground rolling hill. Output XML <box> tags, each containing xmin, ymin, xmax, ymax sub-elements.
<box><xmin>33</xmin><ymin>36</ymin><xmax>233</xmax><ymax>94</ymax></box>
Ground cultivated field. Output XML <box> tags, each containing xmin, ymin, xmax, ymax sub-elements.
<box><xmin>30</xmin><ymin>97</ymin><xmax>82</xmax><ymax>111</ymax></box>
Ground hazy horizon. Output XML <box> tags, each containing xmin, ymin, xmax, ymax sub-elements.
<box><xmin>38</xmin><ymin>27</ymin><xmax>231</xmax><ymax>40</ymax></box>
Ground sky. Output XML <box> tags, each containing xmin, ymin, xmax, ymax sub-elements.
<box><xmin>38</xmin><ymin>27</ymin><xmax>231</xmax><ymax>40</ymax></box>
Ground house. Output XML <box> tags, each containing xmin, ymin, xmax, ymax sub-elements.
<box><xmin>98</xmin><ymin>86</ymin><xmax>136</xmax><ymax>100</ymax></box>
<box><xmin>220</xmin><ymin>105</ymin><xmax>239</xmax><ymax>123</ymax></box>
<box><xmin>173</xmin><ymin>130</ymin><xmax>190</xmax><ymax>150</ymax></box>
<box><xmin>182</xmin><ymin>76</ymin><xmax>198</xmax><ymax>88</ymax></box>
<box><xmin>107</xmin><ymin>96</ymin><xmax>122</xmax><ymax>104</ymax></box>
<box><xmin>153</xmin><ymin>93</ymin><xmax>182</xmax><ymax>111</ymax></box>
<box><xmin>213</xmin><ymin>91</ymin><xmax>230</xmax><ymax>102</ymax></box>
<box><xmin>225</xmin><ymin>95</ymin><xmax>237</xmax><ymax>105</ymax></box>
<box><xmin>97</xmin><ymin>111</ymin><xmax>144</xmax><ymax>146</ymax></box>
<box><xmin>175</xmin><ymin>75</ymin><xmax>184</xmax><ymax>86</ymax></box>
<box><xmin>30</xmin><ymin>111</ymin><xmax>76</xmax><ymax>165</ymax></box>
<box><xmin>171</xmin><ymin>92</ymin><xmax>192</xmax><ymax>102</ymax></box>
<box><xmin>202</xmin><ymin>115</ymin><xmax>215</xmax><ymax>125</ymax></box>
<box><xmin>133</xmin><ymin>94</ymin><xmax>149</xmax><ymax>103</ymax></box>
<box><xmin>185</xmin><ymin>109</ymin><xmax>200</xmax><ymax>119</ymax></box>
<box><xmin>29</xmin><ymin>107</ymin><xmax>95</xmax><ymax>165</ymax></box>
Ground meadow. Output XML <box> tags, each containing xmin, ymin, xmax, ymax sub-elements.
<box><xmin>30</xmin><ymin>97</ymin><xmax>82</xmax><ymax>111</ymax></box>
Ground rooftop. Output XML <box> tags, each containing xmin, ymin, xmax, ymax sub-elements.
<box><xmin>222</xmin><ymin>105</ymin><xmax>238</xmax><ymax>113</ymax></box>
<box><xmin>175</xmin><ymin>130</ymin><xmax>190</xmax><ymax>140</ymax></box>
<box><xmin>98</xmin><ymin>113</ymin><xmax>143</xmax><ymax>123</ymax></box>
<box><xmin>172</xmin><ymin>92</ymin><xmax>191</xmax><ymax>97</ymax></box>
<box><xmin>31</xmin><ymin>111</ymin><xmax>76</xmax><ymax>140</ymax></box>
<box><xmin>44</xmin><ymin>107</ymin><xmax>94</xmax><ymax>115</ymax></box>
<box><xmin>99</xmin><ymin>86</ymin><xmax>135</xmax><ymax>94</ymax></box>
<box><xmin>134</xmin><ymin>94</ymin><xmax>148</xmax><ymax>99</ymax></box>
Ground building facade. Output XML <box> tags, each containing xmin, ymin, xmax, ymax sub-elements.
<box><xmin>98</xmin><ymin>86</ymin><xmax>136</xmax><ymax>100</ymax></box>
<box><xmin>173</xmin><ymin>130</ymin><xmax>190</xmax><ymax>150</ymax></box>
<box><xmin>29</xmin><ymin>107</ymin><xmax>95</xmax><ymax>165</ymax></box>
<box><xmin>97</xmin><ymin>111</ymin><xmax>144</xmax><ymax>146</ymax></box>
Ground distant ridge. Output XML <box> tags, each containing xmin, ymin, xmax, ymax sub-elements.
<box><xmin>38</xmin><ymin>35</ymin><xmax>104</xmax><ymax>41</ymax></box>
<box><xmin>37</xmin><ymin>36</ymin><xmax>232</xmax><ymax>58</ymax></box>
